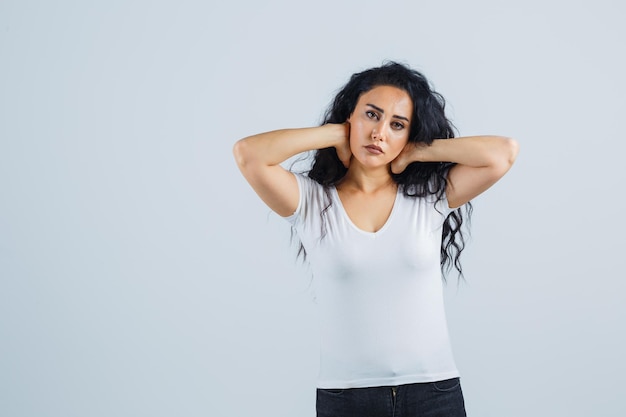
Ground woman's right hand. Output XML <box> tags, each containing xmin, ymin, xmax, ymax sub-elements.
<box><xmin>330</xmin><ymin>122</ymin><xmax>352</xmax><ymax>168</ymax></box>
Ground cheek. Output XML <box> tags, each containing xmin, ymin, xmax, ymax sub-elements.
<box><xmin>391</xmin><ymin>136</ymin><xmax>409</xmax><ymax>153</ymax></box>
<box><xmin>348</xmin><ymin>121</ymin><xmax>364</xmax><ymax>142</ymax></box>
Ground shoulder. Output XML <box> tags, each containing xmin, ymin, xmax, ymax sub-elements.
<box><xmin>399</xmin><ymin>185</ymin><xmax>452</xmax><ymax>211</ymax></box>
<box><xmin>396</xmin><ymin>187</ymin><xmax>456</xmax><ymax>231</ymax></box>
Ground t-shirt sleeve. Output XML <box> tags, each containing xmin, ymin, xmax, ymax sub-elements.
<box><xmin>435</xmin><ymin>169</ymin><xmax>466</xmax><ymax>216</ymax></box>
<box><xmin>282</xmin><ymin>173</ymin><xmax>327</xmax><ymax>251</ymax></box>
<box><xmin>434</xmin><ymin>191</ymin><xmax>455</xmax><ymax>216</ymax></box>
<box><xmin>429</xmin><ymin>190</ymin><xmax>466</xmax><ymax>232</ymax></box>
<box><xmin>283</xmin><ymin>173</ymin><xmax>311</xmax><ymax>226</ymax></box>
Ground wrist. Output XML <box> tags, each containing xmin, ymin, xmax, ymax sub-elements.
<box><xmin>406</xmin><ymin>141</ymin><xmax>430</xmax><ymax>162</ymax></box>
<box><xmin>323</xmin><ymin>123</ymin><xmax>349</xmax><ymax>148</ymax></box>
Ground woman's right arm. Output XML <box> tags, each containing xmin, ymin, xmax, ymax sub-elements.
<box><xmin>233</xmin><ymin>124</ymin><xmax>350</xmax><ymax>217</ymax></box>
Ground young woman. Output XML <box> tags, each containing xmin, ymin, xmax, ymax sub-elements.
<box><xmin>233</xmin><ymin>61</ymin><xmax>518</xmax><ymax>417</ymax></box>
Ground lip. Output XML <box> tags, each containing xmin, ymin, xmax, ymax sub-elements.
<box><xmin>365</xmin><ymin>145</ymin><xmax>383</xmax><ymax>154</ymax></box>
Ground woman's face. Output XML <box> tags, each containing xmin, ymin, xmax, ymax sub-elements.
<box><xmin>347</xmin><ymin>85</ymin><xmax>413</xmax><ymax>169</ymax></box>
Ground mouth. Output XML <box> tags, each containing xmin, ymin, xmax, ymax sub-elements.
<box><xmin>365</xmin><ymin>145</ymin><xmax>383</xmax><ymax>154</ymax></box>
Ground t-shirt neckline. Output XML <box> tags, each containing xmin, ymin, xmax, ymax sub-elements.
<box><xmin>331</xmin><ymin>186</ymin><xmax>401</xmax><ymax>236</ymax></box>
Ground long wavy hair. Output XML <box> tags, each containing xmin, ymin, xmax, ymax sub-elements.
<box><xmin>300</xmin><ymin>61</ymin><xmax>472</xmax><ymax>280</ymax></box>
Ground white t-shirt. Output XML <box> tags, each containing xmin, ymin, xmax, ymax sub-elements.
<box><xmin>286</xmin><ymin>173</ymin><xmax>459</xmax><ymax>389</ymax></box>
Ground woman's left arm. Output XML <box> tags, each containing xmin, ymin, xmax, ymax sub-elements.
<box><xmin>392</xmin><ymin>136</ymin><xmax>519</xmax><ymax>208</ymax></box>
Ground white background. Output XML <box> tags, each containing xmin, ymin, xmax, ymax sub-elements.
<box><xmin>1</xmin><ymin>1</ymin><xmax>625</xmax><ymax>416</ymax></box>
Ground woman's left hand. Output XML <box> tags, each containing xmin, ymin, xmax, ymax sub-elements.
<box><xmin>390</xmin><ymin>142</ymin><xmax>424</xmax><ymax>174</ymax></box>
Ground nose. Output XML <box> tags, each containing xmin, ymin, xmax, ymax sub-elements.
<box><xmin>371</xmin><ymin>122</ymin><xmax>387</xmax><ymax>141</ymax></box>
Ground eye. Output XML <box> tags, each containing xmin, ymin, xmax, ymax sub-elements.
<box><xmin>366</xmin><ymin>110</ymin><xmax>379</xmax><ymax>120</ymax></box>
<box><xmin>391</xmin><ymin>121</ymin><xmax>405</xmax><ymax>130</ymax></box>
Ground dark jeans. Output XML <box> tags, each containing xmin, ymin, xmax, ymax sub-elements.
<box><xmin>316</xmin><ymin>378</ymin><xmax>466</xmax><ymax>417</ymax></box>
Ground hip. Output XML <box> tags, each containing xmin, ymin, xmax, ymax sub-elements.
<box><xmin>316</xmin><ymin>378</ymin><xmax>466</xmax><ymax>417</ymax></box>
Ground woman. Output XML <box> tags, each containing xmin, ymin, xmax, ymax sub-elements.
<box><xmin>233</xmin><ymin>61</ymin><xmax>518</xmax><ymax>417</ymax></box>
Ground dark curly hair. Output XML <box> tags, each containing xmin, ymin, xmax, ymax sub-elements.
<box><xmin>298</xmin><ymin>61</ymin><xmax>472</xmax><ymax>281</ymax></box>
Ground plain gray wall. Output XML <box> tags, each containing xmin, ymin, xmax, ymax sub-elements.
<box><xmin>1</xmin><ymin>1</ymin><xmax>624</xmax><ymax>416</ymax></box>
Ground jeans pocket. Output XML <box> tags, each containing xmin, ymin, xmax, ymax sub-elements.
<box><xmin>431</xmin><ymin>377</ymin><xmax>461</xmax><ymax>393</ymax></box>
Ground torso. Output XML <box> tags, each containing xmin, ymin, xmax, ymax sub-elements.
<box><xmin>286</xmin><ymin>173</ymin><xmax>459</xmax><ymax>388</ymax></box>
<box><xmin>336</xmin><ymin>182</ymin><xmax>398</xmax><ymax>233</ymax></box>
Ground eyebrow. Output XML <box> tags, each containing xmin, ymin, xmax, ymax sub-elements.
<box><xmin>366</xmin><ymin>103</ymin><xmax>410</xmax><ymax>122</ymax></box>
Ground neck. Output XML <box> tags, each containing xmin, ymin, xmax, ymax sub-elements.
<box><xmin>340</xmin><ymin>165</ymin><xmax>396</xmax><ymax>193</ymax></box>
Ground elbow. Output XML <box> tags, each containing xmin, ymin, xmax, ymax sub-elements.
<box><xmin>232</xmin><ymin>138</ymin><xmax>252</xmax><ymax>171</ymax></box>
<box><xmin>490</xmin><ymin>137</ymin><xmax>519</xmax><ymax>176</ymax></box>
<box><xmin>497</xmin><ymin>136</ymin><xmax>519</xmax><ymax>169</ymax></box>
<box><xmin>504</xmin><ymin>137</ymin><xmax>520</xmax><ymax>167</ymax></box>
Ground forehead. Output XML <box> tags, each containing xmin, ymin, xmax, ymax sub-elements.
<box><xmin>357</xmin><ymin>85</ymin><xmax>412</xmax><ymax>115</ymax></box>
